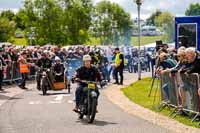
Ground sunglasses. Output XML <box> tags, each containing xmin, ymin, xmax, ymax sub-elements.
<box><xmin>177</xmin><ymin>55</ymin><xmax>185</xmax><ymax>57</ymax></box>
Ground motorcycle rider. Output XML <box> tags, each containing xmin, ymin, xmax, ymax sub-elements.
<box><xmin>73</xmin><ymin>55</ymin><xmax>102</xmax><ymax>112</ymax></box>
<box><xmin>36</xmin><ymin>52</ymin><xmax>52</xmax><ymax>90</ymax></box>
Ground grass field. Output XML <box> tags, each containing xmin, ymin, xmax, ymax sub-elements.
<box><xmin>132</xmin><ymin>35</ymin><xmax>164</xmax><ymax>46</ymax></box>
<box><xmin>11</xmin><ymin>37</ymin><xmax>27</xmax><ymax>46</ymax></box>
<box><xmin>87</xmin><ymin>35</ymin><xmax>164</xmax><ymax>46</ymax></box>
<box><xmin>10</xmin><ymin>35</ymin><xmax>164</xmax><ymax>46</ymax></box>
<box><xmin>86</xmin><ymin>37</ymin><xmax>101</xmax><ymax>46</ymax></box>
<box><xmin>122</xmin><ymin>78</ymin><xmax>200</xmax><ymax>128</ymax></box>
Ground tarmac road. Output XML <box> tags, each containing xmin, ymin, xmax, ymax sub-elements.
<box><xmin>0</xmin><ymin>75</ymin><xmax>170</xmax><ymax>133</ymax></box>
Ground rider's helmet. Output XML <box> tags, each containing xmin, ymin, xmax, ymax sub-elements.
<box><xmin>83</xmin><ymin>55</ymin><xmax>91</xmax><ymax>61</ymax></box>
<box><xmin>55</xmin><ymin>56</ymin><xmax>61</xmax><ymax>61</ymax></box>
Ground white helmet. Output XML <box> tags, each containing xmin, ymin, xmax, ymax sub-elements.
<box><xmin>55</xmin><ymin>56</ymin><xmax>61</xmax><ymax>61</ymax></box>
<box><xmin>44</xmin><ymin>50</ymin><xmax>48</xmax><ymax>53</ymax></box>
<box><xmin>83</xmin><ymin>55</ymin><xmax>91</xmax><ymax>61</ymax></box>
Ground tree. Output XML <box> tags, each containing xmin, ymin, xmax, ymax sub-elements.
<box><xmin>20</xmin><ymin>0</ymin><xmax>132</xmax><ymax>45</ymax></box>
<box><xmin>146</xmin><ymin>10</ymin><xmax>162</xmax><ymax>26</ymax></box>
<box><xmin>93</xmin><ymin>0</ymin><xmax>133</xmax><ymax>46</ymax></box>
<box><xmin>185</xmin><ymin>3</ymin><xmax>200</xmax><ymax>16</ymax></box>
<box><xmin>21</xmin><ymin>0</ymin><xmax>93</xmax><ymax>45</ymax></box>
<box><xmin>155</xmin><ymin>12</ymin><xmax>174</xmax><ymax>43</ymax></box>
<box><xmin>155</xmin><ymin>12</ymin><xmax>174</xmax><ymax>27</ymax></box>
<box><xmin>0</xmin><ymin>17</ymin><xmax>16</xmax><ymax>42</ymax></box>
<box><xmin>0</xmin><ymin>10</ymin><xmax>15</xmax><ymax>21</ymax></box>
<box><xmin>13</xmin><ymin>9</ymin><xmax>27</xmax><ymax>30</ymax></box>
<box><xmin>33</xmin><ymin>0</ymin><xmax>63</xmax><ymax>45</ymax></box>
<box><xmin>60</xmin><ymin>0</ymin><xmax>93</xmax><ymax>45</ymax></box>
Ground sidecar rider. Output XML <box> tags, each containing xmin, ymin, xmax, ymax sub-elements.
<box><xmin>52</xmin><ymin>56</ymin><xmax>65</xmax><ymax>82</ymax></box>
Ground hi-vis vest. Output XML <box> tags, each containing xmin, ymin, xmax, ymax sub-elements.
<box><xmin>115</xmin><ymin>53</ymin><xmax>127</xmax><ymax>66</ymax></box>
<box><xmin>19</xmin><ymin>63</ymin><xmax>29</xmax><ymax>73</ymax></box>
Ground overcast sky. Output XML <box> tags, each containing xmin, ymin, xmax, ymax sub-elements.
<box><xmin>0</xmin><ymin>0</ymin><xmax>199</xmax><ymax>19</ymax></box>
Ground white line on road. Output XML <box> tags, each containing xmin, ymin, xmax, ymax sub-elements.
<box><xmin>55</xmin><ymin>95</ymin><xmax>64</xmax><ymax>101</ymax></box>
<box><xmin>29</xmin><ymin>101</ymin><xmax>42</xmax><ymax>105</ymax></box>
<box><xmin>28</xmin><ymin>94</ymin><xmax>72</xmax><ymax>105</ymax></box>
<box><xmin>48</xmin><ymin>101</ymin><xmax>62</xmax><ymax>104</ymax></box>
<box><xmin>67</xmin><ymin>100</ymin><xmax>73</xmax><ymax>104</ymax></box>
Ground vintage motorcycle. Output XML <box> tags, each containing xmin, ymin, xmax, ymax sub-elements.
<box><xmin>73</xmin><ymin>79</ymin><xmax>99</xmax><ymax>123</ymax></box>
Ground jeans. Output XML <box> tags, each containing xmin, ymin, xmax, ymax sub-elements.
<box><xmin>100</xmin><ymin>65</ymin><xmax>110</xmax><ymax>81</ymax></box>
<box><xmin>110</xmin><ymin>67</ymin><xmax>116</xmax><ymax>79</ymax></box>
<box><xmin>75</xmin><ymin>85</ymin><xmax>100</xmax><ymax>107</ymax></box>
<box><xmin>20</xmin><ymin>73</ymin><xmax>27</xmax><ymax>87</ymax></box>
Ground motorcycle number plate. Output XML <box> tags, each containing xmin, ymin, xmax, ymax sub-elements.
<box><xmin>88</xmin><ymin>83</ymin><xmax>96</xmax><ymax>89</ymax></box>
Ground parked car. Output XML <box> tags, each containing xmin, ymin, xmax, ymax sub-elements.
<box><xmin>15</xmin><ymin>32</ymin><xmax>23</xmax><ymax>38</ymax></box>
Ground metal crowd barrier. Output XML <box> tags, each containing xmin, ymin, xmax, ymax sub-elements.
<box><xmin>3</xmin><ymin>62</ymin><xmax>37</xmax><ymax>83</ymax></box>
<box><xmin>160</xmin><ymin>72</ymin><xmax>200</xmax><ymax>122</ymax></box>
<box><xmin>2</xmin><ymin>58</ymin><xmax>83</xmax><ymax>84</ymax></box>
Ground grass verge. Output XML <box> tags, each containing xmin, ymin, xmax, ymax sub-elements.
<box><xmin>131</xmin><ymin>35</ymin><xmax>164</xmax><ymax>46</ymax></box>
<box><xmin>122</xmin><ymin>77</ymin><xmax>200</xmax><ymax>128</ymax></box>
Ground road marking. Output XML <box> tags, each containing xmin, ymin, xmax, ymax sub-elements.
<box><xmin>28</xmin><ymin>94</ymin><xmax>72</xmax><ymax>105</ymax></box>
<box><xmin>65</xmin><ymin>94</ymin><xmax>71</xmax><ymax>97</ymax></box>
<box><xmin>55</xmin><ymin>95</ymin><xmax>64</xmax><ymax>101</ymax></box>
<box><xmin>67</xmin><ymin>100</ymin><xmax>73</xmax><ymax>104</ymax></box>
<box><xmin>29</xmin><ymin>101</ymin><xmax>42</xmax><ymax>105</ymax></box>
<box><xmin>48</xmin><ymin>101</ymin><xmax>62</xmax><ymax>104</ymax></box>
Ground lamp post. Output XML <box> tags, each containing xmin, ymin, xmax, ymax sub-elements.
<box><xmin>135</xmin><ymin>0</ymin><xmax>143</xmax><ymax>80</ymax></box>
<box><xmin>114</xmin><ymin>21</ymin><xmax>118</xmax><ymax>47</ymax></box>
<box><xmin>28</xmin><ymin>27</ymin><xmax>35</xmax><ymax>46</ymax></box>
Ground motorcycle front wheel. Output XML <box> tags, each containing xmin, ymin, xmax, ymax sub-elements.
<box><xmin>41</xmin><ymin>78</ymin><xmax>47</xmax><ymax>95</ymax></box>
<box><xmin>87</xmin><ymin>98</ymin><xmax>97</xmax><ymax>123</ymax></box>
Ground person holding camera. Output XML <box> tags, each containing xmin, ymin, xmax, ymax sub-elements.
<box><xmin>156</xmin><ymin>52</ymin><xmax>177</xmax><ymax>75</ymax></box>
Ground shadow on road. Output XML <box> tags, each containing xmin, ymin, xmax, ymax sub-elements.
<box><xmin>76</xmin><ymin>119</ymin><xmax>117</xmax><ymax>126</ymax></box>
<box><xmin>0</xmin><ymin>95</ymin><xmax>11</xmax><ymax>100</ymax></box>
<box><xmin>0</xmin><ymin>94</ymin><xmax>23</xmax><ymax>100</ymax></box>
<box><xmin>93</xmin><ymin>120</ymin><xmax>118</xmax><ymax>126</ymax></box>
<box><xmin>9</xmin><ymin>97</ymin><xmax>23</xmax><ymax>100</ymax></box>
<box><xmin>0</xmin><ymin>90</ymin><xmax>8</xmax><ymax>94</ymax></box>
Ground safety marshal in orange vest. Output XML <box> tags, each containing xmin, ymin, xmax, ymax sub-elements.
<box><xmin>18</xmin><ymin>52</ymin><xmax>30</xmax><ymax>89</ymax></box>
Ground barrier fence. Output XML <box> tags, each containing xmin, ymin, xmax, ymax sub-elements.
<box><xmin>160</xmin><ymin>72</ymin><xmax>200</xmax><ymax>122</ymax></box>
<box><xmin>2</xmin><ymin>57</ymin><xmax>113</xmax><ymax>84</ymax></box>
<box><xmin>3</xmin><ymin>62</ymin><xmax>37</xmax><ymax>83</ymax></box>
<box><xmin>2</xmin><ymin>58</ymin><xmax>83</xmax><ymax>84</ymax></box>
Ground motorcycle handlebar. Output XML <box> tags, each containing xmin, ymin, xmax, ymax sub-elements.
<box><xmin>72</xmin><ymin>78</ymin><xmax>98</xmax><ymax>84</ymax></box>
